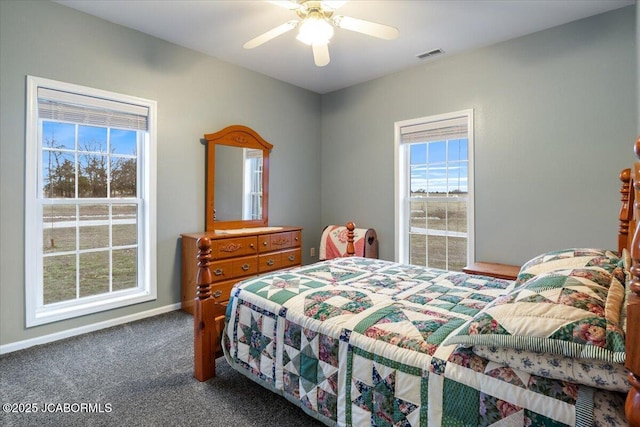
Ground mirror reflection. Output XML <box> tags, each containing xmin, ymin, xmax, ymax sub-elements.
<box><xmin>214</xmin><ymin>145</ymin><xmax>264</xmax><ymax>221</ymax></box>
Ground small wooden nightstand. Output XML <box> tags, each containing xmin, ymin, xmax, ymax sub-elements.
<box><xmin>462</xmin><ymin>262</ymin><xmax>520</xmax><ymax>281</ymax></box>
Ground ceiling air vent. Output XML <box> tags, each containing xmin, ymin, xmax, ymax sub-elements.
<box><xmin>416</xmin><ymin>49</ymin><xmax>444</xmax><ymax>60</ymax></box>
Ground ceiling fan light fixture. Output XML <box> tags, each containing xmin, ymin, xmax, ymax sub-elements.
<box><xmin>296</xmin><ymin>14</ymin><xmax>334</xmax><ymax>45</ymax></box>
<box><xmin>246</xmin><ymin>0</ymin><xmax>398</xmax><ymax>68</ymax></box>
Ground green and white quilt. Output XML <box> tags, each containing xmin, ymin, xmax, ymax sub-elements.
<box><xmin>222</xmin><ymin>257</ymin><xmax>627</xmax><ymax>426</ymax></box>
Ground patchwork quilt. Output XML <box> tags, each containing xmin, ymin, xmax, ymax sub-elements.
<box><xmin>222</xmin><ymin>257</ymin><xmax>627</xmax><ymax>426</ymax></box>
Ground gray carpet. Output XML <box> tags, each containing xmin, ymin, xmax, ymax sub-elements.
<box><xmin>0</xmin><ymin>310</ymin><xmax>325</xmax><ymax>427</ymax></box>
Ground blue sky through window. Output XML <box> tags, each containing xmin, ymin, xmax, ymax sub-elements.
<box><xmin>78</xmin><ymin>125</ymin><xmax>107</xmax><ymax>152</ymax></box>
<box><xmin>410</xmin><ymin>138</ymin><xmax>468</xmax><ymax>194</ymax></box>
<box><xmin>110</xmin><ymin>129</ymin><xmax>137</xmax><ymax>155</ymax></box>
<box><xmin>43</xmin><ymin>121</ymin><xmax>137</xmax><ymax>156</ymax></box>
<box><xmin>43</xmin><ymin>121</ymin><xmax>74</xmax><ymax>150</ymax></box>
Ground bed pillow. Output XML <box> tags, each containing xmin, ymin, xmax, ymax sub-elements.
<box><xmin>514</xmin><ymin>248</ymin><xmax>621</xmax><ymax>287</ymax></box>
<box><xmin>444</xmin><ymin>266</ymin><xmax>626</xmax><ymax>363</ymax></box>
<box><xmin>472</xmin><ymin>345</ymin><xmax>630</xmax><ymax>392</ymax></box>
<box><xmin>618</xmin><ymin>248</ymin><xmax>632</xmax><ymax>333</ymax></box>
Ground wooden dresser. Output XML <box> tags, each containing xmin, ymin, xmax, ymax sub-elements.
<box><xmin>180</xmin><ymin>226</ymin><xmax>302</xmax><ymax>314</ymax></box>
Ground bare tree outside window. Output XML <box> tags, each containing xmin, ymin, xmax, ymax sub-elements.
<box><xmin>41</xmin><ymin>122</ymin><xmax>139</xmax><ymax>305</ymax></box>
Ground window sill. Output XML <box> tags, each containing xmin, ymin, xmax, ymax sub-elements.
<box><xmin>27</xmin><ymin>289</ymin><xmax>156</xmax><ymax>327</ymax></box>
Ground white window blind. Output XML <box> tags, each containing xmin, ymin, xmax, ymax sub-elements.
<box><xmin>400</xmin><ymin>116</ymin><xmax>467</xmax><ymax>143</ymax></box>
<box><xmin>38</xmin><ymin>87</ymin><xmax>149</xmax><ymax>131</ymax></box>
<box><xmin>246</xmin><ymin>148</ymin><xmax>263</xmax><ymax>159</ymax></box>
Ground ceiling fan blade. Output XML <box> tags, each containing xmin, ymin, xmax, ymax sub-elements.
<box><xmin>321</xmin><ymin>1</ymin><xmax>346</xmax><ymax>9</ymax></box>
<box><xmin>333</xmin><ymin>15</ymin><xmax>399</xmax><ymax>40</ymax></box>
<box><xmin>243</xmin><ymin>21</ymin><xmax>297</xmax><ymax>49</ymax></box>
<box><xmin>312</xmin><ymin>43</ymin><xmax>330</xmax><ymax>67</ymax></box>
<box><xmin>267</xmin><ymin>1</ymin><xmax>301</xmax><ymax>9</ymax></box>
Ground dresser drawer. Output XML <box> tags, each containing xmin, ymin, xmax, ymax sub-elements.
<box><xmin>258</xmin><ymin>252</ymin><xmax>279</xmax><ymax>272</ymax></box>
<box><xmin>258</xmin><ymin>249</ymin><xmax>301</xmax><ymax>272</ymax></box>
<box><xmin>291</xmin><ymin>230</ymin><xmax>301</xmax><ymax>247</ymax></box>
<box><xmin>209</xmin><ymin>259</ymin><xmax>234</xmax><ymax>282</ymax></box>
<box><xmin>210</xmin><ymin>255</ymin><xmax>258</xmax><ymax>281</ymax></box>
<box><xmin>231</xmin><ymin>255</ymin><xmax>258</xmax><ymax>277</ymax></box>
<box><xmin>210</xmin><ymin>279</ymin><xmax>239</xmax><ymax>303</ymax></box>
<box><xmin>281</xmin><ymin>248</ymin><xmax>301</xmax><ymax>268</ymax></box>
<box><xmin>258</xmin><ymin>231</ymin><xmax>301</xmax><ymax>253</ymax></box>
<box><xmin>212</xmin><ymin>236</ymin><xmax>257</xmax><ymax>259</ymax></box>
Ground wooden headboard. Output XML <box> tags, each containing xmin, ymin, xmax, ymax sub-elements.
<box><xmin>620</xmin><ymin>137</ymin><xmax>640</xmax><ymax>426</ymax></box>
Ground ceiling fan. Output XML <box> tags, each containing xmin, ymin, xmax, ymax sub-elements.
<box><xmin>243</xmin><ymin>1</ymin><xmax>399</xmax><ymax>67</ymax></box>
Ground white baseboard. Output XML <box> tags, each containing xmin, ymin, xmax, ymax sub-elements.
<box><xmin>0</xmin><ymin>303</ymin><xmax>182</xmax><ymax>355</ymax></box>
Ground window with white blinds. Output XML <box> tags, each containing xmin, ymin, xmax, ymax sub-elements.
<box><xmin>25</xmin><ymin>76</ymin><xmax>157</xmax><ymax>327</ymax></box>
<box><xmin>394</xmin><ymin>110</ymin><xmax>474</xmax><ymax>270</ymax></box>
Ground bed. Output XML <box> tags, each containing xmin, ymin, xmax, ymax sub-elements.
<box><xmin>192</xmin><ymin>138</ymin><xmax>640</xmax><ymax>426</ymax></box>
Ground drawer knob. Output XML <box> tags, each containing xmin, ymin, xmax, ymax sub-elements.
<box><xmin>241</xmin><ymin>263</ymin><xmax>250</xmax><ymax>271</ymax></box>
<box><xmin>288</xmin><ymin>255</ymin><xmax>295</xmax><ymax>261</ymax></box>
<box><xmin>263</xmin><ymin>241</ymin><xmax>268</xmax><ymax>246</ymax></box>
<box><xmin>213</xmin><ymin>290</ymin><xmax>222</xmax><ymax>298</ymax></box>
<box><xmin>266</xmin><ymin>259</ymin><xmax>275</xmax><ymax>266</ymax></box>
<box><xmin>214</xmin><ymin>268</ymin><xmax>224</xmax><ymax>276</ymax></box>
<box><xmin>250</xmin><ymin>243</ymin><xmax>255</xmax><ymax>249</ymax></box>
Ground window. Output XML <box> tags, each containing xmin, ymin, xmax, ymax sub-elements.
<box><xmin>25</xmin><ymin>76</ymin><xmax>157</xmax><ymax>327</ymax></box>
<box><xmin>394</xmin><ymin>110</ymin><xmax>474</xmax><ymax>270</ymax></box>
<box><xmin>243</xmin><ymin>148</ymin><xmax>263</xmax><ymax>220</ymax></box>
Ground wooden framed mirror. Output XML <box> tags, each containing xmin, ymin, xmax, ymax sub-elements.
<box><xmin>204</xmin><ymin>125</ymin><xmax>273</xmax><ymax>231</ymax></box>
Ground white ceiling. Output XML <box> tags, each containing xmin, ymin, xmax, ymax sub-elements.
<box><xmin>55</xmin><ymin>0</ymin><xmax>635</xmax><ymax>94</ymax></box>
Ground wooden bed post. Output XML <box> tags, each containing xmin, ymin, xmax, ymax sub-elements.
<box><xmin>346</xmin><ymin>222</ymin><xmax>356</xmax><ymax>256</ymax></box>
<box><xmin>194</xmin><ymin>237</ymin><xmax>226</xmax><ymax>382</ymax></box>
<box><xmin>626</xmin><ymin>137</ymin><xmax>640</xmax><ymax>427</ymax></box>
<box><xmin>620</xmin><ymin>168</ymin><xmax>632</xmax><ymax>254</ymax></box>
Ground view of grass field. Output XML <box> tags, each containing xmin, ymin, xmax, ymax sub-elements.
<box><xmin>38</xmin><ymin>121</ymin><xmax>141</xmax><ymax>305</ymax></box>
<box><xmin>409</xmin><ymin>196</ymin><xmax>468</xmax><ymax>271</ymax></box>
<box><xmin>42</xmin><ymin>204</ymin><xmax>137</xmax><ymax>304</ymax></box>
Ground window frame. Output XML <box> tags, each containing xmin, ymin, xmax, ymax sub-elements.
<box><xmin>25</xmin><ymin>76</ymin><xmax>157</xmax><ymax>327</ymax></box>
<box><xmin>394</xmin><ymin>110</ymin><xmax>475</xmax><ymax>267</ymax></box>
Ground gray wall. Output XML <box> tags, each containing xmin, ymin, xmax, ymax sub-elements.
<box><xmin>0</xmin><ymin>0</ymin><xmax>321</xmax><ymax>346</ymax></box>
<box><xmin>0</xmin><ymin>1</ymin><xmax>637</xmax><ymax>348</ymax></box>
<box><xmin>321</xmin><ymin>6</ymin><xmax>638</xmax><ymax>265</ymax></box>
